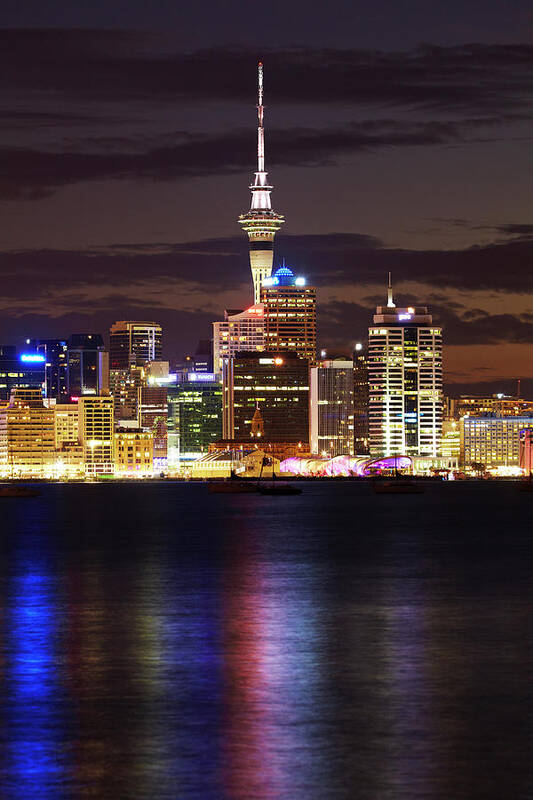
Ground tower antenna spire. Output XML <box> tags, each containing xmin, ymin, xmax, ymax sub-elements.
<box><xmin>257</xmin><ymin>61</ymin><xmax>264</xmax><ymax>172</ymax></box>
<box><xmin>387</xmin><ymin>272</ymin><xmax>395</xmax><ymax>308</ymax></box>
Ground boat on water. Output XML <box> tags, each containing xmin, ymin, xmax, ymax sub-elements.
<box><xmin>0</xmin><ymin>485</ymin><xmax>40</xmax><ymax>498</ymax></box>
<box><xmin>372</xmin><ymin>479</ymin><xmax>425</xmax><ymax>494</ymax></box>
<box><xmin>207</xmin><ymin>471</ymin><xmax>258</xmax><ymax>493</ymax></box>
<box><xmin>257</xmin><ymin>483</ymin><xmax>302</xmax><ymax>496</ymax></box>
<box><xmin>208</xmin><ymin>480</ymin><xmax>258</xmax><ymax>494</ymax></box>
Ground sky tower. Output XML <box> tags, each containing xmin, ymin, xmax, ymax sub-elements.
<box><xmin>239</xmin><ymin>62</ymin><xmax>285</xmax><ymax>304</ymax></box>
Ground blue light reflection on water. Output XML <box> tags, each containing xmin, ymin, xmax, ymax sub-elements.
<box><xmin>4</xmin><ymin>565</ymin><xmax>68</xmax><ymax>799</ymax></box>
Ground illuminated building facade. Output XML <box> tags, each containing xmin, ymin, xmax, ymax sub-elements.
<box><xmin>167</xmin><ymin>376</ymin><xmax>223</xmax><ymax>463</ymax></box>
<box><xmin>213</xmin><ymin>305</ymin><xmax>265</xmax><ymax>376</ymax></box>
<box><xmin>238</xmin><ymin>63</ymin><xmax>284</xmax><ymax>303</ymax></box>
<box><xmin>261</xmin><ymin>266</ymin><xmax>316</xmax><ymax>364</ymax></box>
<box><xmin>0</xmin><ymin>345</ymin><xmax>46</xmax><ymax>403</ymax></box>
<box><xmin>54</xmin><ymin>403</ymin><xmax>80</xmax><ymax>447</ymax></box>
<box><xmin>139</xmin><ymin>385</ymin><xmax>168</xmax><ymax>464</ymax></box>
<box><xmin>223</xmin><ymin>352</ymin><xmax>309</xmax><ymax>444</ymax></box>
<box><xmin>109</xmin><ymin>321</ymin><xmax>162</xmax><ymax>370</ymax></box>
<box><xmin>441</xmin><ymin>419</ymin><xmax>461</xmax><ymax>460</ymax></box>
<box><xmin>368</xmin><ymin>281</ymin><xmax>442</xmax><ymax>457</ymax></box>
<box><xmin>447</xmin><ymin>394</ymin><xmax>533</xmax><ymax>419</ymax></box>
<box><xmin>353</xmin><ymin>342</ymin><xmax>369</xmax><ymax>454</ymax></box>
<box><xmin>78</xmin><ymin>396</ymin><xmax>114</xmax><ymax>476</ymax></box>
<box><xmin>310</xmin><ymin>358</ymin><xmax>354</xmax><ymax>457</ymax></box>
<box><xmin>519</xmin><ymin>429</ymin><xmax>533</xmax><ymax>475</ymax></box>
<box><xmin>461</xmin><ymin>415</ymin><xmax>533</xmax><ymax>468</ymax></box>
<box><xmin>114</xmin><ymin>429</ymin><xmax>154</xmax><ymax>475</ymax></box>
<box><xmin>30</xmin><ymin>338</ymin><xmax>69</xmax><ymax>401</ymax></box>
<box><xmin>0</xmin><ymin>387</ymin><xmax>55</xmax><ymax>477</ymax></box>
<box><xmin>67</xmin><ymin>334</ymin><xmax>108</xmax><ymax>399</ymax></box>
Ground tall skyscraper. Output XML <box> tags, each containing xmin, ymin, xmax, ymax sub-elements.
<box><xmin>30</xmin><ymin>338</ymin><xmax>69</xmax><ymax>401</ymax></box>
<box><xmin>78</xmin><ymin>396</ymin><xmax>114</xmax><ymax>476</ymax></box>
<box><xmin>213</xmin><ymin>305</ymin><xmax>265</xmax><ymax>375</ymax></box>
<box><xmin>353</xmin><ymin>342</ymin><xmax>369</xmax><ymax>454</ymax></box>
<box><xmin>310</xmin><ymin>358</ymin><xmax>354</xmax><ymax>457</ymax></box>
<box><xmin>261</xmin><ymin>266</ymin><xmax>317</xmax><ymax>364</ymax></box>
<box><xmin>67</xmin><ymin>334</ymin><xmax>109</xmax><ymax>399</ymax></box>
<box><xmin>109</xmin><ymin>321</ymin><xmax>162</xmax><ymax>370</ymax></box>
<box><xmin>0</xmin><ymin>345</ymin><xmax>46</xmax><ymax>403</ymax></box>
<box><xmin>167</xmin><ymin>376</ymin><xmax>223</xmax><ymax>464</ymax></box>
<box><xmin>368</xmin><ymin>278</ymin><xmax>443</xmax><ymax>457</ymax></box>
<box><xmin>223</xmin><ymin>352</ymin><xmax>309</xmax><ymax>444</ymax></box>
<box><xmin>238</xmin><ymin>63</ymin><xmax>284</xmax><ymax>303</ymax></box>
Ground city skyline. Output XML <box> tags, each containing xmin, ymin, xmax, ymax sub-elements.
<box><xmin>1</xmin><ymin>15</ymin><xmax>533</xmax><ymax>395</ymax></box>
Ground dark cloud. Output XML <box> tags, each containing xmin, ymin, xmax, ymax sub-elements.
<box><xmin>0</xmin><ymin>116</ymin><xmax>503</xmax><ymax>199</ymax></box>
<box><xmin>2</xmin><ymin>33</ymin><xmax>533</xmax><ymax>112</ymax></box>
<box><xmin>1</xmin><ymin>232</ymin><xmax>533</xmax><ymax>305</ymax></box>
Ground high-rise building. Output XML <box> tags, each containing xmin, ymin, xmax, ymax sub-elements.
<box><xmin>213</xmin><ymin>305</ymin><xmax>265</xmax><ymax>375</ymax></box>
<box><xmin>223</xmin><ymin>352</ymin><xmax>309</xmax><ymax>444</ymax></box>
<box><xmin>109</xmin><ymin>321</ymin><xmax>162</xmax><ymax>370</ymax></box>
<box><xmin>461</xmin><ymin>415</ymin><xmax>533</xmax><ymax>469</ymax></box>
<box><xmin>67</xmin><ymin>334</ymin><xmax>109</xmax><ymax>399</ymax></box>
<box><xmin>368</xmin><ymin>278</ymin><xmax>442</xmax><ymax>457</ymax></box>
<box><xmin>310</xmin><ymin>358</ymin><xmax>354</xmax><ymax>457</ymax></box>
<box><xmin>238</xmin><ymin>63</ymin><xmax>284</xmax><ymax>303</ymax></box>
<box><xmin>30</xmin><ymin>338</ymin><xmax>69</xmax><ymax>401</ymax></box>
<box><xmin>353</xmin><ymin>342</ymin><xmax>369</xmax><ymax>454</ymax></box>
<box><xmin>0</xmin><ymin>387</ymin><xmax>55</xmax><ymax>477</ymax></box>
<box><xmin>139</xmin><ymin>385</ymin><xmax>168</xmax><ymax>465</ymax></box>
<box><xmin>78</xmin><ymin>396</ymin><xmax>114</xmax><ymax>476</ymax></box>
<box><xmin>0</xmin><ymin>345</ymin><xmax>46</xmax><ymax>403</ymax></box>
<box><xmin>167</xmin><ymin>376</ymin><xmax>223</xmax><ymax>464</ymax></box>
<box><xmin>109</xmin><ymin>366</ymin><xmax>144</xmax><ymax>422</ymax></box>
<box><xmin>261</xmin><ymin>266</ymin><xmax>317</xmax><ymax>364</ymax></box>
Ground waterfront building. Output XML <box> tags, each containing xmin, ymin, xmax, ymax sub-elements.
<box><xmin>78</xmin><ymin>396</ymin><xmax>114</xmax><ymax>476</ymax></box>
<box><xmin>223</xmin><ymin>351</ymin><xmax>309</xmax><ymax>444</ymax></box>
<box><xmin>114</xmin><ymin>428</ymin><xmax>154</xmax><ymax>475</ymax></box>
<box><xmin>261</xmin><ymin>266</ymin><xmax>317</xmax><ymax>364</ymax></box>
<box><xmin>167</xmin><ymin>376</ymin><xmax>222</xmax><ymax>464</ymax></box>
<box><xmin>519</xmin><ymin>429</ymin><xmax>533</xmax><ymax>475</ymax></box>
<box><xmin>190</xmin><ymin>447</ymin><xmax>279</xmax><ymax>479</ymax></box>
<box><xmin>461</xmin><ymin>415</ymin><xmax>533</xmax><ymax>468</ymax></box>
<box><xmin>109</xmin><ymin>321</ymin><xmax>162</xmax><ymax>370</ymax></box>
<box><xmin>310</xmin><ymin>358</ymin><xmax>354</xmax><ymax>457</ymax></box>
<box><xmin>238</xmin><ymin>63</ymin><xmax>284</xmax><ymax>303</ymax></box>
<box><xmin>30</xmin><ymin>339</ymin><xmax>69</xmax><ymax>401</ymax></box>
<box><xmin>368</xmin><ymin>278</ymin><xmax>442</xmax><ymax>457</ymax></box>
<box><xmin>67</xmin><ymin>334</ymin><xmax>108</xmax><ymax>398</ymax></box>
<box><xmin>441</xmin><ymin>419</ymin><xmax>461</xmax><ymax>460</ymax></box>
<box><xmin>447</xmin><ymin>394</ymin><xmax>533</xmax><ymax>420</ymax></box>
<box><xmin>213</xmin><ymin>305</ymin><xmax>265</xmax><ymax>375</ymax></box>
<box><xmin>0</xmin><ymin>345</ymin><xmax>46</xmax><ymax>403</ymax></box>
<box><xmin>353</xmin><ymin>342</ymin><xmax>369</xmax><ymax>454</ymax></box>
<box><xmin>54</xmin><ymin>403</ymin><xmax>80</xmax><ymax>447</ymax></box>
<box><xmin>0</xmin><ymin>387</ymin><xmax>55</xmax><ymax>477</ymax></box>
<box><xmin>139</xmin><ymin>385</ymin><xmax>168</xmax><ymax>465</ymax></box>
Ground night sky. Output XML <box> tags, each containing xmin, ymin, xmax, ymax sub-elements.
<box><xmin>2</xmin><ymin>1</ymin><xmax>533</xmax><ymax>393</ymax></box>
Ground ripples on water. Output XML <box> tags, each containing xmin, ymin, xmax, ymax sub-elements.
<box><xmin>0</xmin><ymin>481</ymin><xmax>530</xmax><ymax>799</ymax></box>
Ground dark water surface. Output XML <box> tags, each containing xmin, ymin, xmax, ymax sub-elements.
<box><xmin>0</xmin><ymin>481</ymin><xmax>531</xmax><ymax>799</ymax></box>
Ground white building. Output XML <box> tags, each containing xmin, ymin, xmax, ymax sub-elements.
<box><xmin>213</xmin><ymin>305</ymin><xmax>265</xmax><ymax>376</ymax></box>
<box><xmin>310</xmin><ymin>359</ymin><xmax>354</xmax><ymax>457</ymax></box>
<box><xmin>368</xmin><ymin>279</ymin><xmax>442</xmax><ymax>457</ymax></box>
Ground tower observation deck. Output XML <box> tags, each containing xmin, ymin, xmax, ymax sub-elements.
<box><xmin>238</xmin><ymin>62</ymin><xmax>285</xmax><ymax>304</ymax></box>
